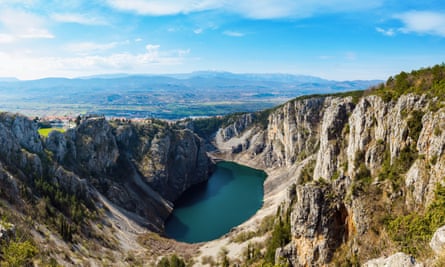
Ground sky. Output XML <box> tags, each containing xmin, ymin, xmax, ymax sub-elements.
<box><xmin>0</xmin><ymin>0</ymin><xmax>444</xmax><ymax>80</ymax></box>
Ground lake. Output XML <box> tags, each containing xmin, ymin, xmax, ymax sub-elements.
<box><xmin>164</xmin><ymin>161</ymin><xmax>266</xmax><ymax>243</ymax></box>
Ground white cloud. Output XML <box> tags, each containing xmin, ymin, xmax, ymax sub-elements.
<box><xmin>51</xmin><ymin>13</ymin><xmax>108</xmax><ymax>25</ymax></box>
<box><xmin>140</xmin><ymin>44</ymin><xmax>161</xmax><ymax>63</ymax></box>
<box><xmin>194</xmin><ymin>28</ymin><xmax>203</xmax><ymax>34</ymax></box>
<box><xmin>223</xmin><ymin>30</ymin><xmax>244</xmax><ymax>37</ymax></box>
<box><xmin>395</xmin><ymin>11</ymin><xmax>445</xmax><ymax>37</ymax></box>
<box><xmin>0</xmin><ymin>44</ymin><xmax>190</xmax><ymax>80</ymax></box>
<box><xmin>19</xmin><ymin>28</ymin><xmax>54</xmax><ymax>39</ymax></box>
<box><xmin>376</xmin><ymin>27</ymin><xmax>395</xmax><ymax>36</ymax></box>
<box><xmin>0</xmin><ymin>33</ymin><xmax>16</xmax><ymax>43</ymax></box>
<box><xmin>0</xmin><ymin>9</ymin><xmax>54</xmax><ymax>40</ymax></box>
<box><xmin>107</xmin><ymin>0</ymin><xmax>219</xmax><ymax>16</ymax></box>
<box><xmin>106</xmin><ymin>0</ymin><xmax>383</xmax><ymax>19</ymax></box>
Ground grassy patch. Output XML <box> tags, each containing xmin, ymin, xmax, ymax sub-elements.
<box><xmin>38</xmin><ymin>127</ymin><xmax>65</xmax><ymax>137</ymax></box>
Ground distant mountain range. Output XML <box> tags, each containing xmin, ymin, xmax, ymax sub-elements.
<box><xmin>0</xmin><ymin>72</ymin><xmax>382</xmax><ymax>119</ymax></box>
<box><xmin>76</xmin><ymin>71</ymin><xmax>378</xmax><ymax>84</ymax></box>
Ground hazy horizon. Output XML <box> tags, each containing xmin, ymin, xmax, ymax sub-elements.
<box><xmin>0</xmin><ymin>70</ymin><xmax>384</xmax><ymax>82</ymax></box>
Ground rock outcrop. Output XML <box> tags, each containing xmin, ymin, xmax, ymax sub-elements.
<box><xmin>430</xmin><ymin>225</ymin><xmax>445</xmax><ymax>255</ymax></box>
<box><xmin>213</xmin><ymin>92</ymin><xmax>445</xmax><ymax>265</ymax></box>
<box><xmin>2</xmin><ymin>66</ymin><xmax>445</xmax><ymax>266</ymax></box>
<box><xmin>0</xmin><ymin>222</ymin><xmax>15</xmax><ymax>243</ymax></box>
<box><xmin>0</xmin><ymin>114</ymin><xmax>212</xmax><ymax>232</ymax></box>
<box><xmin>364</xmin><ymin>252</ymin><xmax>422</xmax><ymax>267</ymax></box>
<box><xmin>290</xmin><ymin>181</ymin><xmax>349</xmax><ymax>266</ymax></box>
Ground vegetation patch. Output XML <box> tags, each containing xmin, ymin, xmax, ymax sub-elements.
<box><xmin>157</xmin><ymin>254</ymin><xmax>186</xmax><ymax>267</ymax></box>
<box><xmin>385</xmin><ymin>183</ymin><xmax>445</xmax><ymax>257</ymax></box>
<box><xmin>371</xmin><ymin>64</ymin><xmax>445</xmax><ymax>101</ymax></box>
<box><xmin>1</xmin><ymin>239</ymin><xmax>38</xmax><ymax>267</ymax></box>
<box><xmin>378</xmin><ymin>144</ymin><xmax>418</xmax><ymax>190</ymax></box>
<box><xmin>232</xmin><ymin>215</ymin><xmax>275</xmax><ymax>243</ymax></box>
<box><xmin>34</xmin><ymin>177</ymin><xmax>94</xmax><ymax>243</ymax></box>
<box><xmin>406</xmin><ymin>110</ymin><xmax>424</xmax><ymax>142</ymax></box>
<box><xmin>300</xmin><ymin>160</ymin><xmax>316</xmax><ymax>184</ymax></box>
<box><xmin>187</xmin><ymin>117</ymin><xmax>225</xmax><ymax>138</ymax></box>
<box><xmin>38</xmin><ymin>127</ymin><xmax>65</xmax><ymax>137</ymax></box>
<box><xmin>264</xmin><ymin>207</ymin><xmax>292</xmax><ymax>265</ymax></box>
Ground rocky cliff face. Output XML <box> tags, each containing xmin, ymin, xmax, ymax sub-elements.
<box><xmin>1</xmin><ymin>67</ymin><xmax>445</xmax><ymax>266</ymax></box>
<box><xmin>0</xmin><ymin>115</ymin><xmax>212</xmax><ymax>232</ymax></box>
<box><xmin>213</xmin><ymin>92</ymin><xmax>445</xmax><ymax>265</ymax></box>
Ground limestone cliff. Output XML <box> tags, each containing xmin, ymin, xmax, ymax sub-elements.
<box><xmin>0</xmin><ymin>115</ymin><xmax>211</xmax><ymax>233</ymax></box>
<box><xmin>1</xmin><ymin>66</ymin><xmax>445</xmax><ymax>266</ymax></box>
<box><xmin>212</xmin><ymin>87</ymin><xmax>445</xmax><ymax>265</ymax></box>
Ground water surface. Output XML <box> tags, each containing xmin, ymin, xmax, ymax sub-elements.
<box><xmin>165</xmin><ymin>161</ymin><xmax>266</xmax><ymax>243</ymax></box>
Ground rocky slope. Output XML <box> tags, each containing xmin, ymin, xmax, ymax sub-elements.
<box><xmin>210</xmin><ymin>87</ymin><xmax>445</xmax><ymax>265</ymax></box>
<box><xmin>0</xmin><ymin>114</ymin><xmax>212</xmax><ymax>265</ymax></box>
<box><xmin>1</xmin><ymin>65</ymin><xmax>445</xmax><ymax>266</ymax></box>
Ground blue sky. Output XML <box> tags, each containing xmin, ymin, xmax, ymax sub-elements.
<box><xmin>0</xmin><ymin>0</ymin><xmax>444</xmax><ymax>80</ymax></box>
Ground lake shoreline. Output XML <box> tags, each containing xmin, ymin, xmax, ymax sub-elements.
<box><xmin>165</xmin><ymin>161</ymin><xmax>266</xmax><ymax>243</ymax></box>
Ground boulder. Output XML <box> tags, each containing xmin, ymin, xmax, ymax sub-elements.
<box><xmin>364</xmin><ymin>252</ymin><xmax>422</xmax><ymax>267</ymax></box>
<box><xmin>430</xmin><ymin>225</ymin><xmax>445</xmax><ymax>254</ymax></box>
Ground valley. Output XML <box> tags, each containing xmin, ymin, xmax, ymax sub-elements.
<box><xmin>0</xmin><ymin>72</ymin><xmax>379</xmax><ymax>119</ymax></box>
<box><xmin>0</xmin><ymin>0</ymin><xmax>442</xmax><ymax>265</ymax></box>
<box><xmin>0</xmin><ymin>65</ymin><xmax>445</xmax><ymax>266</ymax></box>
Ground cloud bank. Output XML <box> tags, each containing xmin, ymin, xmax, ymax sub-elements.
<box><xmin>106</xmin><ymin>0</ymin><xmax>383</xmax><ymax>19</ymax></box>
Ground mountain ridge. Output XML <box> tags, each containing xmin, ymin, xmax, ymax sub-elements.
<box><xmin>4</xmin><ymin>71</ymin><xmax>382</xmax><ymax>83</ymax></box>
<box><xmin>0</xmin><ymin>72</ymin><xmax>381</xmax><ymax>120</ymax></box>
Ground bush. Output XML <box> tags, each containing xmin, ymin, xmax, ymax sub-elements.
<box><xmin>378</xmin><ymin>145</ymin><xmax>417</xmax><ymax>190</ymax></box>
<box><xmin>300</xmin><ymin>160</ymin><xmax>316</xmax><ymax>184</ymax></box>
<box><xmin>157</xmin><ymin>254</ymin><xmax>186</xmax><ymax>267</ymax></box>
<box><xmin>1</xmin><ymin>240</ymin><xmax>38</xmax><ymax>267</ymax></box>
<box><xmin>407</xmin><ymin>110</ymin><xmax>424</xmax><ymax>142</ymax></box>
<box><xmin>264</xmin><ymin>208</ymin><xmax>291</xmax><ymax>264</ymax></box>
<box><xmin>386</xmin><ymin>183</ymin><xmax>445</xmax><ymax>257</ymax></box>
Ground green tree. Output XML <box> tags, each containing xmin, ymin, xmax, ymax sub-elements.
<box><xmin>265</xmin><ymin>211</ymin><xmax>291</xmax><ymax>264</ymax></box>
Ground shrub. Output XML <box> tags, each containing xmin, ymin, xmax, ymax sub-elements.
<box><xmin>300</xmin><ymin>160</ymin><xmax>316</xmax><ymax>184</ymax></box>
<box><xmin>378</xmin><ymin>145</ymin><xmax>417</xmax><ymax>190</ymax></box>
<box><xmin>407</xmin><ymin>110</ymin><xmax>424</xmax><ymax>142</ymax></box>
<box><xmin>157</xmin><ymin>254</ymin><xmax>186</xmax><ymax>267</ymax></box>
<box><xmin>386</xmin><ymin>183</ymin><xmax>445</xmax><ymax>257</ymax></box>
<box><xmin>264</xmin><ymin>207</ymin><xmax>291</xmax><ymax>264</ymax></box>
<box><xmin>1</xmin><ymin>240</ymin><xmax>38</xmax><ymax>267</ymax></box>
<box><xmin>434</xmin><ymin>126</ymin><xmax>442</xmax><ymax>136</ymax></box>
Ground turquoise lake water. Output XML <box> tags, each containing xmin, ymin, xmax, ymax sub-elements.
<box><xmin>164</xmin><ymin>161</ymin><xmax>266</xmax><ymax>243</ymax></box>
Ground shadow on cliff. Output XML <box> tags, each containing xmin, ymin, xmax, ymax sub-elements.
<box><xmin>164</xmin><ymin>213</ymin><xmax>190</xmax><ymax>239</ymax></box>
<box><xmin>173</xmin><ymin>166</ymin><xmax>235</xmax><ymax>208</ymax></box>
